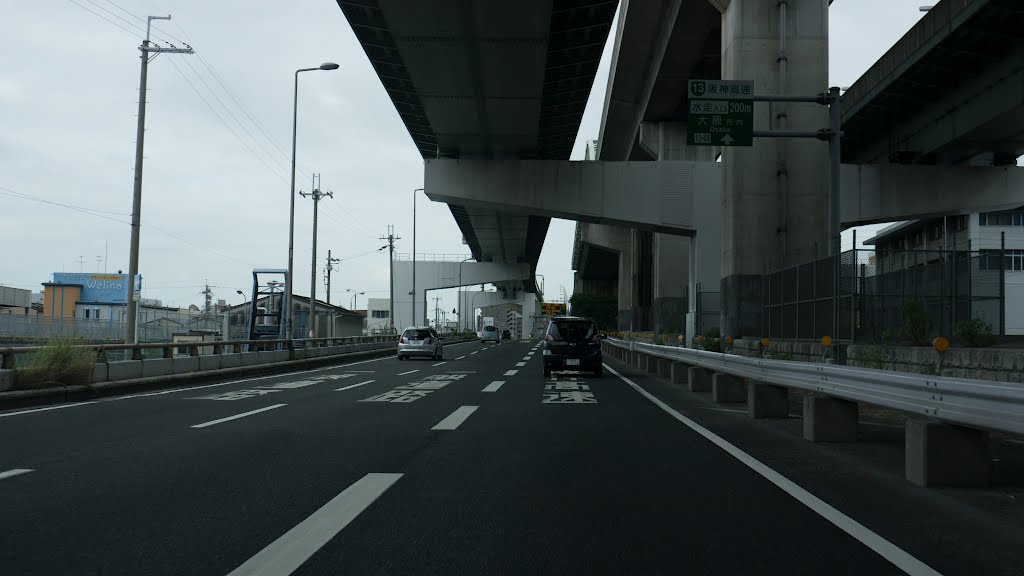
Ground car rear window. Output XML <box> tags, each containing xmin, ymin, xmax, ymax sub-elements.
<box><xmin>403</xmin><ymin>329</ymin><xmax>432</xmax><ymax>339</ymax></box>
<box><xmin>548</xmin><ymin>320</ymin><xmax>596</xmax><ymax>342</ymax></box>
<box><xmin>484</xmin><ymin>326</ymin><xmax>497</xmax><ymax>332</ymax></box>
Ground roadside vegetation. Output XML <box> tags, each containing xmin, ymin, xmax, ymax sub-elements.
<box><xmin>13</xmin><ymin>336</ymin><xmax>95</xmax><ymax>390</ymax></box>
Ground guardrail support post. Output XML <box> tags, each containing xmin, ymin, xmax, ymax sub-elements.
<box><xmin>712</xmin><ymin>373</ymin><xmax>746</xmax><ymax>403</ymax></box>
<box><xmin>645</xmin><ymin>355</ymin><xmax>659</xmax><ymax>375</ymax></box>
<box><xmin>132</xmin><ymin>347</ymin><xmax>143</xmax><ymax>361</ymax></box>
<box><xmin>657</xmin><ymin>358</ymin><xmax>672</xmax><ymax>378</ymax></box>
<box><xmin>905</xmin><ymin>420</ymin><xmax>991</xmax><ymax>488</ymax></box>
<box><xmin>162</xmin><ymin>345</ymin><xmax>173</xmax><ymax>359</ymax></box>
<box><xmin>1</xmin><ymin>350</ymin><xmax>14</xmax><ymax>370</ymax></box>
<box><xmin>748</xmin><ymin>382</ymin><xmax>789</xmax><ymax>418</ymax></box>
<box><xmin>803</xmin><ymin>395</ymin><xmax>858</xmax><ymax>442</ymax></box>
<box><xmin>670</xmin><ymin>361</ymin><xmax>689</xmax><ymax>385</ymax></box>
<box><xmin>688</xmin><ymin>367</ymin><xmax>712</xmax><ymax>392</ymax></box>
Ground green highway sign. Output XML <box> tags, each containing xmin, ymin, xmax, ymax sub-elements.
<box><xmin>686</xmin><ymin>80</ymin><xmax>754</xmax><ymax>147</ymax></box>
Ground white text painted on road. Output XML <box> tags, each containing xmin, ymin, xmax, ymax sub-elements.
<box><xmin>190</xmin><ymin>404</ymin><xmax>287</xmax><ymax>429</ymax></box>
<box><xmin>543</xmin><ymin>380</ymin><xmax>596</xmax><ymax>404</ymax></box>
<box><xmin>335</xmin><ymin>380</ymin><xmax>376</xmax><ymax>392</ymax></box>
<box><xmin>482</xmin><ymin>381</ymin><xmax>505</xmax><ymax>393</ymax></box>
<box><xmin>396</xmin><ymin>370</ymin><xmax>420</xmax><ymax>376</ymax></box>
<box><xmin>504</xmin><ymin>369</ymin><xmax>518</xmax><ymax>376</ymax></box>
<box><xmin>605</xmin><ymin>364</ymin><xmax>941</xmax><ymax>576</ymax></box>
<box><xmin>0</xmin><ymin>469</ymin><xmax>34</xmax><ymax>481</ymax></box>
<box><xmin>432</xmin><ymin>405</ymin><xmax>479</xmax><ymax>430</ymax></box>
<box><xmin>227</xmin><ymin>473</ymin><xmax>403</xmax><ymax>576</ymax></box>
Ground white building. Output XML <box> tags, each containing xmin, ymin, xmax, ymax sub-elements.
<box><xmin>865</xmin><ymin>207</ymin><xmax>1024</xmax><ymax>335</ymax></box>
<box><xmin>365</xmin><ymin>298</ymin><xmax>393</xmax><ymax>334</ymax></box>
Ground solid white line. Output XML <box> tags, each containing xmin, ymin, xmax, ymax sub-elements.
<box><xmin>604</xmin><ymin>364</ymin><xmax>941</xmax><ymax>576</ymax></box>
<box><xmin>335</xmin><ymin>380</ymin><xmax>375</xmax><ymax>392</ymax></box>
<box><xmin>226</xmin><ymin>472</ymin><xmax>402</xmax><ymax>576</ymax></box>
<box><xmin>482</xmin><ymin>381</ymin><xmax>505</xmax><ymax>393</ymax></box>
<box><xmin>702</xmin><ymin>407</ymin><xmax>747</xmax><ymax>414</ymax></box>
<box><xmin>0</xmin><ymin>468</ymin><xmax>34</xmax><ymax>481</ymax></box>
<box><xmin>396</xmin><ymin>370</ymin><xmax>419</xmax><ymax>376</ymax></box>
<box><xmin>190</xmin><ymin>404</ymin><xmax>287</xmax><ymax>429</ymax></box>
<box><xmin>503</xmin><ymin>369</ymin><xmax>518</xmax><ymax>376</ymax></box>
<box><xmin>344</xmin><ymin>370</ymin><xmax>375</xmax><ymax>373</ymax></box>
<box><xmin>515</xmin><ymin>362</ymin><xmax>527</xmax><ymax>367</ymax></box>
<box><xmin>432</xmin><ymin>362</ymin><xmax>447</xmax><ymax>367</ymax></box>
<box><xmin>431</xmin><ymin>406</ymin><xmax>479</xmax><ymax>430</ymax></box>
<box><xmin>456</xmin><ymin>355</ymin><xmax>466</xmax><ymax>360</ymax></box>
<box><xmin>0</xmin><ymin>402</ymin><xmax>100</xmax><ymax>419</ymax></box>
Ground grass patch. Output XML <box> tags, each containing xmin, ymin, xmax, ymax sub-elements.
<box><xmin>13</xmin><ymin>336</ymin><xmax>95</xmax><ymax>390</ymax></box>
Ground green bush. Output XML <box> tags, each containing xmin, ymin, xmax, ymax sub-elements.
<box><xmin>703</xmin><ymin>326</ymin><xmax>721</xmax><ymax>352</ymax></box>
<box><xmin>14</xmin><ymin>336</ymin><xmax>95</xmax><ymax>390</ymax></box>
<box><xmin>953</xmin><ymin>318</ymin><xmax>996</xmax><ymax>348</ymax></box>
<box><xmin>900</xmin><ymin>299</ymin><xmax>932</xmax><ymax>346</ymax></box>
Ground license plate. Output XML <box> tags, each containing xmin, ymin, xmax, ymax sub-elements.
<box><xmin>566</xmin><ymin>359</ymin><xmax>580</xmax><ymax>366</ymax></box>
<box><xmin>411</xmin><ymin>340</ymin><xmax>422</xmax><ymax>345</ymax></box>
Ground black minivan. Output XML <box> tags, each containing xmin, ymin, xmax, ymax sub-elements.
<box><xmin>542</xmin><ymin>316</ymin><xmax>603</xmax><ymax>377</ymax></box>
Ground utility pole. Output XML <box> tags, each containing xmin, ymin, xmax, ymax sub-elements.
<box><xmin>379</xmin><ymin>226</ymin><xmax>400</xmax><ymax>331</ymax></box>
<box><xmin>125</xmin><ymin>15</ymin><xmax>194</xmax><ymax>344</ymax></box>
<box><xmin>76</xmin><ymin>256</ymin><xmax>86</xmax><ymax>272</ymax></box>
<box><xmin>300</xmin><ymin>173</ymin><xmax>332</xmax><ymax>337</ymax></box>
<box><xmin>324</xmin><ymin>249</ymin><xmax>340</xmax><ymax>306</ymax></box>
<box><xmin>433</xmin><ymin>295</ymin><xmax>442</xmax><ymax>329</ymax></box>
<box><xmin>200</xmin><ymin>280</ymin><xmax>213</xmax><ymax>315</ymax></box>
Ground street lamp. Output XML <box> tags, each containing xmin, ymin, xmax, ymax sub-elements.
<box><xmin>286</xmin><ymin>61</ymin><xmax>339</xmax><ymax>340</ymax></box>
<box><xmin>346</xmin><ymin>289</ymin><xmax>365</xmax><ymax>311</ymax></box>
<box><xmin>412</xmin><ymin>187</ymin><xmax>424</xmax><ymax>326</ymax></box>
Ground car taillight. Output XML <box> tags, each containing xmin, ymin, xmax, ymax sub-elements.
<box><xmin>544</xmin><ymin>335</ymin><xmax>554</xmax><ymax>342</ymax></box>
<box><xmin>590</xmin><ymin>335</ymin><xmax>600</xmax><ymax>343</ymax></box>
<box><xmin>427</xmin><ymin>337</ymin><xmax>433</xmax><ymax>344</ymax></box>
<box><xmin>400</xmin><ymin>337</ymin><xmax>406</xmax><ymax>344</ymax></box>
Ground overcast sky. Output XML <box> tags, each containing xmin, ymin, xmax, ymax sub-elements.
<box><xmin>2</xmin><ymin>0</ymin><xmax>933</xmax><ymax>314</ymax></box>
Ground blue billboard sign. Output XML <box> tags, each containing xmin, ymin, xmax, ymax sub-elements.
<box><xmin>51</xmin><ymin>273</ymin><xmax>134</xmax><ymax>304</ymax></box>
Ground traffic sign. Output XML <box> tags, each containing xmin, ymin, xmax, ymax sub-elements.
<box><xmin>687</xmin><ymin>80</ymin><xmax>754</xmax><ymax>147</ymax></box>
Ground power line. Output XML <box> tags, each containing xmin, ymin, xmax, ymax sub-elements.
<box><xmin>66</xmin><ymin>0</ymin><xmax>143</xmax><ymax>39</ymax></box>
<box><xmin>146</xmin><ymin>223</ymin><xmax>257</xmax><ymax>267</ymax></box>
<box><xmin>0</xmin><ymin>186</ymin><xmax>131</xmax><ymax>224</ymax></box>
<box><xmin>82</xmin><ymin>0</ymin><xmax>148</xmax><ymax>36</ymax></box>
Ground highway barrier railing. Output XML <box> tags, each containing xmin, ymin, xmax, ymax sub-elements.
<box><xmin>0</xmin><ymin>333</ymin><xmax>478</xmax><ymax>402</ymax></box>
<box><xmin>603</xmin><ymin>338</ymin><xmax>1023</xmax><ymax>487</ymax></box>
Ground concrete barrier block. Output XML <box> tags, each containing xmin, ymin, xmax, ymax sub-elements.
<box><xmin>0</xmin><ymin>369</ymin><xmax>13</xmax><ymax>392</ymax></box>
<box><xmin>258</xmin><ymin>351</ymin><xmax>278</xmax><ymax>364</ymax></box>
<box><xmin>688</xmin><ymin>367</ymin><xmax>712</xmax><ymax>392</ymax></box>
<box><xmin>748</xmin><ymin>382</ymin><xmax>789</xmax><ymax>418</ymax></box>
<box><xmin>92</xmin><ymin>364</ymin><xmax>108</xmax><ymax>383</ymax></box>
<box><xmin>803</xmin><ymin>395</ymin><xmax>858</xmax><ymax>442</ymax></box>
<box><xmin>220</xmin><ymin>354</ymin><xmax>241</xmax><ymax>369</ymax></box>
<box><xmin>905</xmin><ymin>420</ymin><xmax>991</xmax><ymax>488</ymax></box>
<box><xmin>199</xmin><ymin>355</ymin><xmax>222</xmax><ymax>371</ymax></box>
<box><xmin>240</xmin><ymin>352</ymin><xmax>261</xmax><ymax>366</ymax></box>
<box><xmin>108</xmin><ymin>360</ymin><xmax>142</xmax><ymax>381</ymax></box>
<box><xmin>141</xmin><ymin>358</ymin><xmax>173</xmax><ymax>378</ymax></box>
<box><xmin>645</xmin><ymin>355</ymin><xmax>659</xmax><ymax>374</ymax></box>
<box><xmin>712</xmin><ymin>373</ymin><xmax>745</xmax><ymax>404</ymax></box>
<box><xmin>172</xmin><ymin>356</ymin><xmax>199</xmax><ymax>375</ymax></box>
<box><xmin>294</xmin><ymin>349</ymin><xmax>311</xmax><ymax>360</ymax></box>
<box><xmin>273</xmin><ymin>350</ymin><xmax>290</xmax><ymax>363</ymax></box>
<box><xmin>657</xmin><ymin>358</ymin><xmax>672</xmax><ymax>378</ymax></box>
<box><xmin>327</xmin><ymin>346</ymin><xmax>342</xmax><ymax>356</ymax></box>
<box><xmin>670</xmin><ymin>362</ymin><xmax>689</xmax><ymax>385</ymax></box>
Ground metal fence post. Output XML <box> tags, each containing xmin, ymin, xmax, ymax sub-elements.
<box><xmin>1000</xmin><ymin>231</ymin><xmax>1006</xmax><ymax>336</ymax></box>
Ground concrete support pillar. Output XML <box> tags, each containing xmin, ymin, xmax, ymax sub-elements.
<box><xmin>720</xmin><ymin>0</ymin><xmax>830</xmax><ymax>339</ymax></box>
<box><xmin>652</xmin><ymin>233</ymin><xmax>688</xmax><ymax>335</ymax></box>
<box><xmin>670</xmin><ymin>362</ymin><xmax>690</xmax><ymax>385</ymax></box>
<box><xmin>657</xmin><ymin>358</ymin><xmax>672</xmax><ymax>378</ymax></box>
<box><xmin>688</xmin><ymin>366</ymin><xmax>712</xmax><ymax>392</ymax></box>
<box><xmin>905</xmin><ymin>420</ymin><xmax>991</xmax><ymax>488</ymax></box>
<box><xmin>748</xmin><ymin>382</ymin><xmax>790</xmax><ymax>418</ymax></box>
<box><xmin>618</xmin><ymin>244</ymin><xmax>634</xmax><ymax>331</ymax></box>
<box><xmin>712</xmin><ymin>373</ymin><xmax>746</xmax><ymax>403</ymax></box>
<box><xmin>803</xmin><ymin>395</ymin><xmax>858</xmax><ymax>442</ymax></box>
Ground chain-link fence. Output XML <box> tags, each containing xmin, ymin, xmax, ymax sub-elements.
<box><xmin>763</xmin><ymin>248</ymin><xmax>1005</xmax><ymax>342</ymax></box>
<box><xmin>0</xmin><ymin>310</ymin><xmax>226</xmax><ymax>343</ymax></box>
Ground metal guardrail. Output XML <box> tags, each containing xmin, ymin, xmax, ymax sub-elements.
<box><xmin>0</xmin><ymin>335</ymin><xmax>399</xmax><ymax>369</ymax></box>
<box><xmin>605</xmin><ymin>338</ymin><xmax>1024</xmax><ymax>436</ymax></box>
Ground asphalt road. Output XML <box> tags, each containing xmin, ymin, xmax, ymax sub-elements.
<box><xmin>0</xmin><ymin>339</ymin><xmax>1019</xmax><ymax>575</ymax></box>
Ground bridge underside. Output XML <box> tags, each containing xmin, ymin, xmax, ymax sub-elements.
<box><xmin>337</xmin><ymin>0</ymin><xmax>616</xmax><ymax>289</ymax></box>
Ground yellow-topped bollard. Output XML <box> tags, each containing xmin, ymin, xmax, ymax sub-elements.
<box><xmin>933</xmin><ymin>336</ymin><xmax>950</xmax><ymax>353</ymax></box>
<box><xmin>820</xmin><ymin>335</ymin><xmax>833</xmax><ymax>348</ymax></box>
<box><xmin>760</xmin><ymin>337</ymin><xmax>771</xmax><ymax>347</ymax></box>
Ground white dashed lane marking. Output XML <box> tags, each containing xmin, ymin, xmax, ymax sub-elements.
<box><xmin>504</xmin><ymin>369</ymin><xmax>518</xmax><ymax>376</ymax></box>
<box><xmin>482</xmin><ymin>381</ymin><xmax>504</xmax><ymax>393</ymax></box>
<box><xmin>335</xmin><ymin>380</ymin><xmax>376</xmax><ymax>392</ymax></box>
<box><xmin>396</xmin><ymin>370</ymin><xmax>419</xmax><ymax>376</ymax></box>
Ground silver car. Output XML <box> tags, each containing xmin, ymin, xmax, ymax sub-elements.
<box><xmin>480</xmin><ymin>325</ymin><xmax>499</xmax><ymax>343</ymax></box>
<box><xmin>397</xmin><ymin>327</ymin><xmax>443</xmax><ymax>360</ymax></box>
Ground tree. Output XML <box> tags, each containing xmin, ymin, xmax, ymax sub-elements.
<box><xmin>567</xmin><ymin>293</ymin><xmax>617</xmax><ymax>330</ymax></box>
